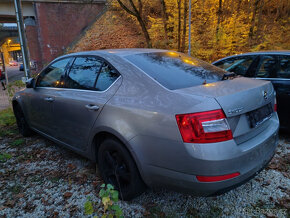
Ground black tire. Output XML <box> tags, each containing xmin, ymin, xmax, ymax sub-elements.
<box><xmin>14</xmin><ymin>105</ymin><xmax>33</xmax><ymax>137</ymax></box>
<box><xmin>98</xmin><ymin>138</ymin><xmax>146</xmax><ymax>200</ymax></box>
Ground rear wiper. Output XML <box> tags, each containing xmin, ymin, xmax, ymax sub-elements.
<box><xmin>222</xmin><ymin>72</ymin><xmax>237</xmax><ymax>80</ymax></box>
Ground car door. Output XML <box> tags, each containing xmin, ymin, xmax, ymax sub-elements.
<box><xmin>23</xmin><ymin>57</ymin><xmax>72</xmax><ymax>135</ymax></box>
<box><xmin>213</xmin><ymin>55</ymin><xmax>258</xmax><ymax>77</ymax></box>
<box><xmin>252</xmin><ymin>55</ymin><xmax>289</xmax><ymax>124</ymax></box>
<box><xmin>51</xmin><ymin>56</ymin><xmax>121</xmax><ymax>151</ymax></box>
<box><xmin>272</xmin><ymin>55</ymin><xmax>290</xmax><ymax>128</ymax></box>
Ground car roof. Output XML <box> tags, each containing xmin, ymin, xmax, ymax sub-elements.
<box><xmin>212</xmin><ymin>50</ymin><xmax>290</xmax><ymax>64</ymax></box>
<box><xmin>60</xmin><ymin>48</ymin><xmax>169</xmax><ymax>59</ymax></box>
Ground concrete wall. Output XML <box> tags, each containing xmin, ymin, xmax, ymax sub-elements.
<box><xmin>25</xmin><ymin>2</ymin><xmax>105</xmax><ymax>73</ymax></box>
<box><xmin>0</xmin><ymin>2</ymin><xmax>35</xmax><ymax>17</ymax></box>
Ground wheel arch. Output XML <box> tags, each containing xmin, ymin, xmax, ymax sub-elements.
<box><xmin>12</xmin><ymin>99</ymin><xmax>21</xmax><ymax>113</ymax></box>
<box><xmin>89</xmin><ymin>128</ymin><xmax>147</xmax><ymax>185</ymax></box>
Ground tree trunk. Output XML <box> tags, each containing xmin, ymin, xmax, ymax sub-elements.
<box><xmin>216</xmin><ymin>0</ymin><xmax>222</xmax><ymax>42</ymax></box>
<box><xmin>248</xmin><ymin>0</ymin><xmax>260</xmax><ymax>40</ymax></box>
<box><xmin>181</xmin><ymin>0</ymin><xmax>188</xmax><ymax>52</ymax></box>
<box><xmin>177</xmin><ymin>0</ymin><xmax>181</xmax><ymax>51</ymax></box>
<box><xmin>231</xmin><ymin>0</ymin><xmax>242</xmax><ymax>53</ymax></box>
<box><xmin>136</xmin><ymin>14</ymin><xmax>152</xmax><ymax>48</ymax></box>
<box><xmin>159</xmin><ymin>0</ymin><xmax>169</xmax><ymax>44</ymax></box>
<box><xmin>256</xmin><ymin>0</ymin><xmax>264</xmax><ymax>38</ymax></box>
<box><xmin>116</xmin><ymin>0</ymin><xmax>152</xmax><ymax>48</ymax></box>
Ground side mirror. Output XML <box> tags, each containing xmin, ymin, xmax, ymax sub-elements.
<box><xmin>26</xmin><ymin>78</ymin><xmax>35</xmax><ymax>88</ymax></box>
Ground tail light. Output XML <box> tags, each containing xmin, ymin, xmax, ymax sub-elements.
<box><xmin>274</xmin><ymin>98</ymin><xmax>277</xmax><ymax>112</ymax></box>
<box><xmin>196</xmin><ymin>172</ymin><xmax>240</xmax><ymax>182</ymax></box>
<box><xmin>175</xmin><ymin>109</ymin><xmax>233</xmax><ymax>143</ymax></box>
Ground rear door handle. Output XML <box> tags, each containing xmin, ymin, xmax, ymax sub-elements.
<box><xmin>44</xmin><ymin>97</ymin><xmax>54</xmax><ymax>102</ymax></box>
<box><xmin>85</xmin><ymin>104</ymin><xmax>99</xmax><ymax>111</ymax></box>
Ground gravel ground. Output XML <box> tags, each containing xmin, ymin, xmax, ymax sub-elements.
<box><xmin>0</xmin><ymin>127</ymin><xmax>289</xmax><ymax>217</ymax></box>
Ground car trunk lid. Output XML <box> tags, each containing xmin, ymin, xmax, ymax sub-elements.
<box><xmin>175</xmin><ymin>77</ymin><xmax>275</xmax><ymax>143</ymax></box>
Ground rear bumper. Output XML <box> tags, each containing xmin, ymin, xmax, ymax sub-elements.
<box><xmin>145</xmin><ymin>131</ymin><xmax>277</xmax><ymax>196</ymax></box>
<box><xmin>130</xmin><ymin>115</ymin><xmax>279</xmax><ymax>196</ymax></box>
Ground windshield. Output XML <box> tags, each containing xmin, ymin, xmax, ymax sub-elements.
<box><xmin>125</xmin><ymin>52</ymin><xmax>226</xmax><ymax>90</ymax></box>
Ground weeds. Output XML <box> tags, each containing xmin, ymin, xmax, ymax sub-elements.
<box><xmin>83</xmin><ymin>184</ymin><xmax>123</xmax><ymax>217</ymax></box>
<box><xmin>0</xmin><ymin>152</ymin><xmax>12</xmax><ymax>163</ymax></box>
<box><xmin>11</xmin><ymin>138</ymin><xmax>25</xmax><ymax>146</ymax></box>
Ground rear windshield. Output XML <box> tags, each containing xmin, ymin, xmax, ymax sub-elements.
<box><xmin>125</xmin><ymin>52</ymin><xmax>226</xmax><ymax>90</ymax></box>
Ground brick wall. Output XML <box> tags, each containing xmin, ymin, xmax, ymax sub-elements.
<box><xmin>25</xmin><ymin>2</ymin><xmax>105</xmax><ymax>72</ymax></box>
<box><xmin>25</xmin><ymin>24</ymin><xmax>43</xmax><ymax>72</ymax></box>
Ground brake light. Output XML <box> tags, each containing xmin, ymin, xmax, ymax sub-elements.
<box><xmin>274</xmin><ymin>98</ymin><xmax>277</xmax><ymax>112</ymax></box>
<box><xmin>175</xmin><ymin>109</ymin><xmax>233</xmax><ymax>143</ymax></box>
<box><xmin>196</xmin><ymin>172</ymin><xmax>240</xmax><ymax>182</ymax></box>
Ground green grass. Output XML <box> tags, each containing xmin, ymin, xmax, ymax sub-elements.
<box><xmin>0</xmin><ymin>152</ymin><xmax>12</xmax><ymax>163</ymax></box>
<box><xmin>0</xmin><ymin>128</ymin><xmax>18</xmax><ymax>137</ymax></box>
<box><xmin>0</xmin><ymin>108</ymin><xmax>16</xmax><ymax>127</ymax></box>
<box><xmin>10</xmin><ymin>138</ymin><xmax>25</xmax><ymax>146</ymax></box>
<box><xmin>7</xmin><ymin>80</ymin><xmax>25</xmax><ymax>98</ymax></box>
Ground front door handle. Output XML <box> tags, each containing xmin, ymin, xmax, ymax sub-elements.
<box><xmin>85</xmin><ymin>104</ymin><xmax>99</xmax><ymax>111</ymax></box>
<box><xmin>44</xmin><ymin>97</ymin><xmax>54</xmax><ymax>102</ymax></box>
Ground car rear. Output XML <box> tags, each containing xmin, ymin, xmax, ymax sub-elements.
<box><xmin>122</xmin><ymin>50</ymin><xmax>279</xmax><ymax>195</ymax></box>
<box><xmin>171</xmin><ymin>77</ymin><xmax>278</xmax><ymax>195</ymax></box>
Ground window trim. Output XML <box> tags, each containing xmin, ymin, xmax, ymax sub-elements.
<box><xmin>35</xmin><ymin>76</ymin><xmax>122</xmax><ymax>93</ymax></box>
<box><xmin>66</xmin><ymin>54</ymin><xmax>121</xmax><ymax>92</ymax></box>
<box><xmin>35</xmin><ymin>54</ymin><xmax>122</xmax><ymax>93</ymax></box>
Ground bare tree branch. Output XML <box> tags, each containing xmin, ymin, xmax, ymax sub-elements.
<box><xmin>116</xmin><ymin>0</ymin><xmax>137</xmax><ymax>17</ymax></box>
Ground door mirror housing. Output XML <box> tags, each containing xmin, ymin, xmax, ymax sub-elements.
<box><xmin>26</xmin><ymin>78</ymin><xmax>35</xmax><ymax>88</ymax></box>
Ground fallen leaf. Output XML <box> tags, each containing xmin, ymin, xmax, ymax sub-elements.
<box><xmin>5</xmin><ymin>200</ymin><xmax>15</xmax><ymax>208</ymax></box>
<box><xmin>63</xmin><ymin>192</ymin><xmax>73</xmax><ymax>198</ymax></box>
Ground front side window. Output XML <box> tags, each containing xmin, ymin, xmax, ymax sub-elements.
<box><xmin>256</xmin><ymin>55</ymin><xmax>278</xmax><ymax>78</ymax></box>
<box><xmin>95</xmin><ymin>63</ymin><xmax>120</xmax><ymax>91</ymax></box>
<box><xmin>66</xmin><ymin>56</ymin><xmax>103</xmax><ymax>90</ymax></box>
<box><xmin>214</xmin><ymin>56</ymin><xmax>256</xmax><ymax>76</ymax></box>
<box><xmin>37</xmin><ymin>58</ymin><xmax>72</xmax><ymax>87</ymax></box>
<box><xmin>277</xmin><ymin>55</ymin><xmax>290</xmax><ymax>79</ymax></box>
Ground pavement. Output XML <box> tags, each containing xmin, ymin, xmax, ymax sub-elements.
<box><xmin>5</xmin><ymin>65</ymin><xmax>24</xmax><ymax>83</ymax></box>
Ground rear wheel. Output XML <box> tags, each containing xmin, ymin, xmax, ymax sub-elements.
<box><xmin>14</xmin><ymin>105</ymin><xmax>33</xmax><ymax>137</ymax></box>
<box><xmin>97</xmin><ymin>138</ymin><xmax>146</xmax><ymax>200</ymax></box>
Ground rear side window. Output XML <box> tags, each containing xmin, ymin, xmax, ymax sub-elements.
<box><xmin>95</xmin><ymin>62</ymin><xmax>120</xmax><ymax>91</ymax></box>
<box><xmin>37</xmin><ymin>58</ymin><xmax>72</xmax><ymax>87</ymax></box>
<box><xmin>125</xmin><ymin>52</ymin><xmax>225</xmax><ymax>90</ymax></box>
<box><xmin>277</xmin><ymin>55</ymin><xmax>290</xmax><ymax>79</ymax></box>
<box><xmin>214</xmin><ymin>56</ymin><xmax>256</xmax><ymax>76</ymax></box>
<box><xmin>256</xmin><ymin>55</ymin><xmax>278</xmax><ymax>78</ymax></box>
<box><xmin>66</xmin><ymin>56</ymin><xmax>103</xmax><ymax>90</ymax></box>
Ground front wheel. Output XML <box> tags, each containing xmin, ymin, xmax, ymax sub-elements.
<box><xmin>97</xmin><ymin>138</ymin><xmax>146</xmax><ymax>200</ymax></box>
<box><xmin>14</xmin><ymin>105</ymin><xmax>33</xmax><ymax>137</ymax></box>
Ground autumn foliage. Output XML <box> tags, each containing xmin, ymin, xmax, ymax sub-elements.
<box><xmin>70</xmin><ymin>0</ymin><xmax>290</xmax><ymax>62</ymax></box>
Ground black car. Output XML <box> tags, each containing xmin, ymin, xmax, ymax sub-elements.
<box><xmin>212</xmin><ymin>51</ymin><xmax>290</xmax><ymax>129</ymax></box>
